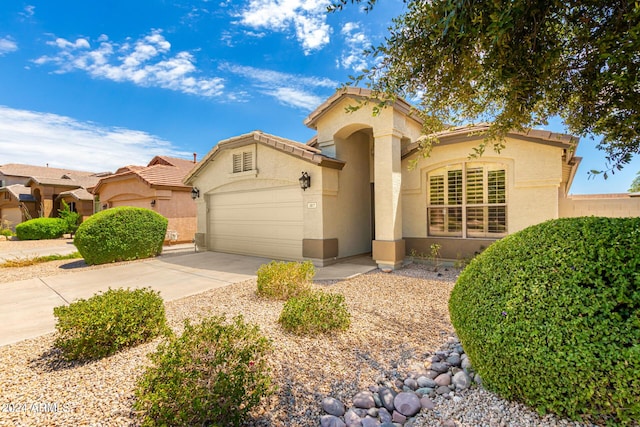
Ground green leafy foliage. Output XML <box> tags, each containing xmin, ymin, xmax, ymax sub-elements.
<box><xmin>256</xmin><ymin>260</ymin><xmax>315</xmax><ymax>300</ymax></box>
<box><xmin>0</xmin><ymin>228</ymin><xmax>13</xmax><ymax>237</ymax></box>
<box><xmin>279</xmin><ymin>290</ymin><xmax>351</xmax><ymax>335</ymax></box>
<box><xmin>58</xmin><ymin>200</ymin><xmax>81</xmax><ymax>235</ymax></box>
<box><xmin>332</xmin><ymin>0</ymin><xmax>640</xmax><ymax>176</ymax></box>
<box><xmin>134</xmin><ymin>315</ymin><xmax>274</xmax><ymax>427</ymax></box>
<box><xmin>629</xmin><ymin>171</ymin><xmax>640</xmax><ymax>193</ymax></box>
<box><xmin>53</xmin><ymin>287</ymin><xmax>169</xmax><ymax>361</ymax></box>
<box><xmin>73</xmin><ymin>207</ymin><xmax>167</xmax><ymax>265</ymax></box>
<box><xmin>449</xmin><ymin>217</ymin><xmax>640</xmax><ymax>424</ymax></box>
<box><xmin>15</xmin><ymin>217</ymin><xmax>67</xmax><ymax>240</ymax></box>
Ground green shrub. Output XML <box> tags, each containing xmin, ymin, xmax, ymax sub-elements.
<box><xmin>53</xmin><ymin>287</ymin><xmax>169</xmax><ymax>361</ymax></box>
<box><xmin>74</xmin><ymin>207</ymin><xmax>167</xmax><ymax>265</ymax></box>
<box><xmin>449</xmin><ymin>217</ymin><xmax>640</xmax><ymax>424</ymax></box>
<box><xmin>256</xmin><ymin>260</ymin><xmax>315</xmax><ymax>300</ymax></box>
<box><xmin>0</xmin><ymin>228</ymin><xmax>13</xmax><ymax>237</ymax></box>
<box><xmin>135</xmin><ymin>315</ymin><xmax>274</xmax><ymax>427</ymax></box>
<box><xmin>15</xmin><ymin>217</ymin><xmax>67</xmax><ymax>240</ymax></box>
<box><xmin>58</xmin><ymin>200</ymin><xmax>81</xmax><ymax>235</ymax></box>
<box><xmin>279</xmin><ymin>290</ymin><xmax>351</xmax><ymax>335</ymax></box>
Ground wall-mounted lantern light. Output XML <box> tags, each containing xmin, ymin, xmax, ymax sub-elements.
<box><xmin>150</xmin><ymin>199</ymin><xmax>156</xmax><ymax>207</ymax></box>
<box><xmin>299</xmin><ymin>172</ymin><xmax>311</xmax><ymax>191</ymax></box>
<box><xmin>191</xmin><ymin>187</ymin><xmax>200</xmax><ymax>200</ymax></box>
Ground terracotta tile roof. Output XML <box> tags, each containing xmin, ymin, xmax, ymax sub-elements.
<box><xmin>56</xmin><ymin>188</ymin><xmax>94</xmax><ymax>201</ymax></box>
<box><xmin>402</xmin><ymin>123</ymin><xmax>579</xmax><ymax>159</ymax></box>
<box><xmin>92</xmin><ymin>155</ymin><xmax>196</xmax><ymax>193</ymax></box>
<box><xmin>27</xmin><ymin>176</ymin><xmax>87</xmax><ymax>187</ymax></box>
<box><xmin>0</xmin><ymin>163</ymin><xmax>99</xmax><ymax>179</ymax></box>
<box><xmin>115</xmin><ymin>165</ymin><xmax>145</xmax><ymax>174</ymax></box>
<box><xmin>184</xmin><ymin>130</ymin><xmax>345</xmax><ymax>184</ymax></box>
<box><xmin>0</xmin><ymin>184</ymin><xmax>35</xmax><ymax>202</ymax></box>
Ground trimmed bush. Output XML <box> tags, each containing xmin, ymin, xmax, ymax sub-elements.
<box><xmin>449</xmin><ymin>217</ymin><xmax>640</xmax><ymax>424</ymax></box>
<box><xmin>256</xmin><ymin>260</ymin><xmax>315</xmax><ymax>300</ymax></box>
<box><xmin>15</xmin><ymin>217</ymin><xmax>67</xmax><ymax>240</ymax></box>
<box><xmin>53</xmin><ymin>287</ymin><xmax>169</xmax><ymax>361</ymax></box>
<box><xmin>58</xmin><ymin>200</ymin><xmax>81</xmax><ymax>235</ymax></box>
<box><xmin>135</xmin><ymin>315</ymin><xmax>274</xmax><ymax>427</ymax></box>
<box><xmin>74</xmin><ymin>207</ymin><xmax>167</xmax><ymax>265</ymax></box>
<box><xmin>279</xmin><ymin>290</ymin><xmax>351</xmax><ymax>335</ymax></box>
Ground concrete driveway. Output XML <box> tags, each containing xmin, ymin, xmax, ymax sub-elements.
<box><xmin>0</xmin><ymin>250</ymin><xmax>377</xmax><ymax>347</ymax></box>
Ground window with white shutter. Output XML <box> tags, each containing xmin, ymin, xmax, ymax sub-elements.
<box><xmin>427</xmin><ymin>163</ymin><xmax>507</xmax><ymax>238</ymax></box>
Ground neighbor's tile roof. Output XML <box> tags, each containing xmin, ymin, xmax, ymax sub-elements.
<box><xmin>0</xmin><ymin>184</ymin><xmax>36</xmax><ymax>202</ymax></box>
<box><xmin>56</xmin><ymin>188</ymin><xmax>94</xmax><ymax>201</ymax></box>
<box><xmin>92</xmin><ymin>155</ymin><xmax>197</xmax><ymax>193</ymax></box>
<box><xmin>1</xmin><ymin>163</ymin><xmax>110</xmax><ymax>194</ymax></box>
<box><xmin>183</xmin><ymin>130</ymin><xmax>345</xmax><ymax>184</ymax></box>
<box><xmin>0</xmin><ymin>163</ymin><xmax>99</xmax><ymax>179</ymax></box>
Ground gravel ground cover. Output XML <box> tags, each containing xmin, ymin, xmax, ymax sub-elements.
<box><xmin>0</xmin><ymin>241</ymin><xmax>595</xmax><ymax>426</ymax></box>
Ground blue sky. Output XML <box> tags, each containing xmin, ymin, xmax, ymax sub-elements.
<box><xmin>0</xmin><ymin>1</ymin><xmax>637</xmax><ymax>194</ymax></box>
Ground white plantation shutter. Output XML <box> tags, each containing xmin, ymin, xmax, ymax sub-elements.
<box><xmin>427</xmin><ymin>163</ymin><xmax>507</xmax><ymax>237</ymax></box>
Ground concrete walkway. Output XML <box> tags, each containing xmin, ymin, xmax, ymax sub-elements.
<box><xmin>0</xmin><ymin>250</ymin><xmax>377</xmax><ymax>347</ymax></box>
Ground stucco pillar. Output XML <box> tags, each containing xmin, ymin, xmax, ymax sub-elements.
<box><xmin>39</xmin><ymin>187</ymin><xmax>55</xmax><ymax>218</ymax></box>
<box><xmin>372</xmin><ymin>129</ymin><xmax>405</xmax><ymax>270</ymax></box>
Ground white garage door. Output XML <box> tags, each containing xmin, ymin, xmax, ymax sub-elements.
<box><xmin>208</xmin><ymin>186</ymin><xmax>303</xmax><ymax>260</ymax></box>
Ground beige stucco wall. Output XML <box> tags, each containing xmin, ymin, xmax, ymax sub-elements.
<box><xmin>96</xmin><ymin>176</ymin><xmax>196</xmax><ymax>243</ymax></box>
<box><xmin>332</xmin><ymin>130</ymin><xmax>373</xmax><ymax>257</ymax></box>
<box><xmin>190</xmin><ymin>142</ymin><xmax>333</xmax><ymax>258</ymax></box>
<box><xmin>312</xmin><ymin>96</ymin><xmax>423</xmax><ymax>268</ymax></box>
<box><xmin>313</xmin><ymin>97</ymin><xmax>423</xmax><ymax>156</ymax></box>
<box><xmin>559</xmin><ymin>194</ymin><xmax>640</xmax><ymax>218</ymax></box>
<box><xmin>402</xmin><ymin>137</ymin><xmax>565</xmax><ymax>258</ymax></box>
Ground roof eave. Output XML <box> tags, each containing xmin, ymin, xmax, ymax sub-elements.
<box><xmin>401</xmin><ymin>129</ymin><xmax>578</xmax><ymax>160</ymax></box>
<box><xmin>304</xmin><ymin>87</ymin><xmax>421</xmax><ymax>130</ymax></box>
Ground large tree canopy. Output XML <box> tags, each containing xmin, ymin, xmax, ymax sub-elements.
<box><xmin>330</xmin><ymin>0</ymin><xmax>640</xmax><ymax>176</ymax></box>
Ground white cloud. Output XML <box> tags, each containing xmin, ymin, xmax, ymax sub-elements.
<box><xmin>222</xmin><ymin>63</ymin><xmax>337</xmax><ymax>110</ymax></box>
<box><xmin>20</xmin><ymin>5</ymin><xmax>35</xmax><ymax>19</ymax></box>
<box><xmin>0</xmin><ymin>37</ymin><xmax>18</xmax><ymax>56</ymax></box>
<box><xmin>337</xmin><ymin>22</ymin><xmax>370</xmax><ymax>71</ymax></box>
<box><xmin>238</xmin><ymin>0</ymin><xmax>332</xmax><ymax>54</ymax></box>
<box><xmin>0</xmin><ymin>106</ymin><xmax>189</xmax><ymax>172</ymax></box>
<box><xmin>34</xmin><ymin>30</ymin><xmax>225</xmax><ymax>98</ymax></box>
<box><xmin>262</xmin><ymin>87</ymin><xmax>323</xmax><ymax>110</ymax></box>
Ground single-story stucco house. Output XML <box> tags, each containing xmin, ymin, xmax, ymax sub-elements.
<box><xmin>184</xmin><ymin>88</ymin><xmax>640</xmax><ymax>270</ymax></box>
<box><xmin>0</xmin><ymin>164</ymin><xmax>108</xmax><ymax>229</ymax></box>
<box><xmin>90</xmin><ymin>155</ymin><xmax>198</xmax><ymax>243</ymax></box>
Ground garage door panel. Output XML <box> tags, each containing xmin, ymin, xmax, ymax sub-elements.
<box><xmin>208</xmin><ymin>186</ymin><xmax>303</xmax><ymax>260</ymax></box>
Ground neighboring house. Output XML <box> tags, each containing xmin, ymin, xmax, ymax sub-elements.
<box><xmin>91</xmin><ymin>156</ymin><xmax>197</xmax><ymax>243</ymax></box>
<box><xmin>179</xmin><ymin>87</ymin><xmax>637</xmax><ymax>269</ymax></box>
<box><xmin>0</xmin><ymin>164</ymin><xmax>107</xmax><ymax>230</ymax></box>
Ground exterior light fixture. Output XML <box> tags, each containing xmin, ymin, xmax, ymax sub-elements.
<box><xmin>150</xmin><ymin>199</ymin><xmax>156</xmax><ymax>207</ymax></box>
<box><xmin>299</xmin><ymin>172</ymin><xmax>311</xmax><ymax>191</ymax></box>
<box><xmin>191</xmin><ymin>187</ymin><xmax>200</xmax><ymax>200</ymax></box>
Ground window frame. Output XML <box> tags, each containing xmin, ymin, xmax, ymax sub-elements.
<box><xmin>427</xmin><ymin>162</ymin><xmax>507</xmax><ymax>238</ymax></box>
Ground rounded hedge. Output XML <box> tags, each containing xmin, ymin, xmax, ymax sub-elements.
<box><xmin>449</xmin><ymin>217</ymin><xmax>640</xmax><ymax>424</ymax></box>
<box><xmin>74</xmin><ymin>207</ymin><xmax>168</xmax><ymax>265</ymax></box>
<box><xmin>16</xmin><ymin>217</ymin><xmax>67</xmax><ymax>240</ymax></box>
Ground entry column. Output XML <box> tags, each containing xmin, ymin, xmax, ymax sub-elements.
<box><xmin>372</xmin><ymin>129</ymin><xmax>405</xmax><ymax>270</ymax></box>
